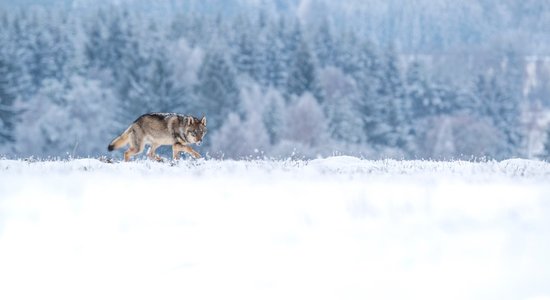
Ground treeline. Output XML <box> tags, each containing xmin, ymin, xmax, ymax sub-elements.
<box><xmin>0</xmin><ymin>6</ymin><xmax>548</xmax><ymax>159</ymax></box>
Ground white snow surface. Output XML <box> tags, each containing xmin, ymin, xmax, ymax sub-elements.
<box><xmin>1</xmin><ymin>157</ymin><xmax>550</xmax><ymax>300</ymax></box>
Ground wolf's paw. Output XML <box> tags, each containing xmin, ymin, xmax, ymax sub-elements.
<box><xmin>147</xmin><ymin>155</ymin><xmax>165</xmax><ymax>163</ymax></box>
<box><xmin>98</xmin><ymin>156</ymin><xmax>116</xmax><ymax>164</ymax></box>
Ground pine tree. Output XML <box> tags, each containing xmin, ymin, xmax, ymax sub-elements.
<box><xmin>0</xmin><ymin>53</ymin><xmax>15</xmax><ymax>144</ymax></box>
<box><xmin>327</xmin><ymin>92</ymin><xmax>363</xmax><ymax>146</ymax></box>
<box><xmin>286</xmin><ymin>39</ymin><xmax>314</xmax><ymax>97</ymax></box>
<box><xmin>473</xmin><ymin>73</ymin><xmax>523</xmax><ymax>158</ymax></box>
<box><xmin>345</xmin><ymin>39</ymin><xmax>385</xmax><ymax>149</ymax></box>
<box><xmin>21</xmin><ymin>10</ymin><xmax>72</xmax><ymax>87</ymax></box>
<box><xmin>231</xmin><ymin>16</ymin><xmax>257</xmax><ymax>80</ymax></box>
<box><xmin>379</xmin><ymin>47</ymin><xmax>414</xmax><ymax>152</ymax></box>
<box><xmin>84</xmin><ymin>9</ymin><xmax>133</xmax><ymax>77</ymax></box>
<box><xmin>0</xmin><ymin>11</ymin><xmax>32</xmax><ymax>149</ymax></box>
<box><xmin>320</xmin><ymin>67</ymin><xmax>363</xmax><ymax>145</ymax></box>
<box><xmin>257</xmin><ymin>20</ymin><xmax>287</xmax><ymax>89</ymax></box>
<box><xmin>140</xmin><ymin>49</ymin><xmax>187</xmax><ymax>112</ymax></box>
<box><xmin>334</xmin><ymin>31</ymin><xmax>362</xmax><ymax>75</ymax></box>
<box><xmin>285</xmin><ymin>37</ymin><xmax>324</xmax><ymax>103</ymax></box>
<box><xmin>335</xmin><ymin>42</ymin><xmax>414</xmax><ymax>155</ymax></box>
<box><xmin>262</xmin><ymin>88</ymin><xmax>285</xmax><ymax>145</ymax></box>
<box><xmin>312</xmin><ymin>18</ymin><xmax>335</xmax><ymax>67</ymax></box>
<box><xmin>406</xmin><ymin>60</ymin><xmax>433</xmax><ymax>118</ymax></box>
<box><xmin>194</xmin><ymin>49</ymin><xmax>240</xmax><ymax>132</ymax></box>
<box><xmin>110</xmin><ymin>15</ymin><xmax>188</xmax><ymax>123</ymax></box>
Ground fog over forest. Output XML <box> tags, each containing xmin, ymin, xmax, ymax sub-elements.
<box><xmin>1</xmin><ymin>0</ymin><xmax>550</xmax><ymax>159</ymax></box>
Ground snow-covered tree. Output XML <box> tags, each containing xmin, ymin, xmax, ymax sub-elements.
<box><xmin>84</xmin><ymin>9</ymin><xmax>134</xmax><ymax>78</ymax></box>
<box><xmin>231</xmin><ymin>16</ymin><xmax>258</xmax><ymax>80</ymax></box>
<box><xmin>407</xmin><ymin>60</ymin><xmax>438</xmax><ymax>118</ymax></box>
<box><xmin>320</xmin><ymin>67</ymin><xmax>364</xmax><ymax>145</ymax></box>
<box><xmin>312</xmin><ymin>18</ymin><xmax>335</xmax><ymax>67</ymax></box>
<box><xmin>473</xmin><ymin>72</ymin><xmax>524</xmax><ymax>159</ymax></box>
<box><xmin>0</xmin><ymin>53</ymin><xmax>16</xmax><ymax>145</ymax></box>
<box><xmin>281</xmin><ymin>93</ymin><xmax>328</xmax><ymax>150</ymax></box>
<box><xmin>210</xmin><ymin>81</ymin><xmax>270</xmax><ymax>158</ymax></box>
<box><xmin>286</xmin><ymin>39</ymin><xmax>316</xmax><ymax>98</ymax></box>
<box><xmin>194</xmin><ymin>49</ymin><xmax>240</xmax><ymax>132</ymax></box>
<box><xmin>0</xmin><ymin>16</ymin><xmax>32</xmax><ymax>150</ymax></box>
<box><xmin>166</xmin><ymin>38</ymin><xmax>204</xmax><ymax>112</ymax></box>
<box><xmin>121</xmin><ymin>42</ymin><xmax>187</xmax><ymax>115</ymax></box>
<box><xmin>22</xmin><ymin>11</ymin><xmax>66</xmax><ymax>87</ymax></box>
<box><xmin>262</xmin><ymin>88</ymin><xmax>286</xmax><ymax>145</ymax></box>
<box><xmin>281</xmin><ymin>21</ymin><xmax>321</xmax><ymax>100</ymax></box>
<box><xmin>15</xmin><ymin>75</ymin><xmax>118</xmax><ymax>157</ymax></box>
<box><xmin>210</xmin><ymin>111</ymin><xmax>270</xmax><ymax>159</ymax></box>
<box><xmin>257</xmin><ymin>19</ymin><xmax>287</xmax><ymax>89</ymax></box>
<box><xmin>374</xmin><ymin>47</ymin><xmax>414</xmax><ymax>154</ymax></box>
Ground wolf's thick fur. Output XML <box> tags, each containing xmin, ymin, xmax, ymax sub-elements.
<box><xmin>108</xmin><ymin>113</ymin><xmax>207</xmax><ymax>161</ymax></box>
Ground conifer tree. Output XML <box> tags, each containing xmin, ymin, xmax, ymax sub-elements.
<box><xmin>0</xmin><ymin>53</ymin><xmax>15</xmax><ymax>144</ymax></box>
<box><xmin>195</xmin><ymin>50</ymin><xmax>240</xmax><ymax>132</ymax></box>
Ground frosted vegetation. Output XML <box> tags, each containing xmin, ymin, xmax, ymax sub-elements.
<box><xmin>0</xmin><ymin>0</ymin><xmax>550</xmax><ymax>160</ymax></box>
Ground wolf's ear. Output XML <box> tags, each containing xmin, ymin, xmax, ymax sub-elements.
<box><xmin>187</xmin><ymin>117</ymin><xmax>193</xmax><ymax>126</ymax></box>
<box><xmin>201</xmin><ymin>116</ymin><xmax>207</xmax><ymax>126</ymax></box>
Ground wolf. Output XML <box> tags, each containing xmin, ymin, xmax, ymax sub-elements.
<box><xmin>108</xmin><ymin>113</ymin><xmax>207</xmax><ymax>161</ymax></box>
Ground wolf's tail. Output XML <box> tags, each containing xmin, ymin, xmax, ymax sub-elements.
<box><xmin>108</xmin><ymin>125</ymin><xmax>133</xmax><ymax>151</ymax></box>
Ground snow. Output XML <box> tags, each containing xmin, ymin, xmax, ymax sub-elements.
<box><xmin>1</xmin><ymin>157</ymin><xmax>550</xmax><ymax>300</ymax></box>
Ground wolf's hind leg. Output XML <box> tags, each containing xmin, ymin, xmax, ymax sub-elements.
<box><xmin>147</xmin><ymin>144</ymin><xmax>163</xmax><ymax>161</ymax></box>
<box><xmin>124</xmin><ymin>149</ymin><xmax>136</xmax><ymax>161</ymax></box>
<box><xmin>124</xmin><ymin>140</ymin><xmax>145</xmax><ymax>161</ymax></box>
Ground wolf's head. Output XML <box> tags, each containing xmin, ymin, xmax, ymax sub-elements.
<box><xmin>184</xmin><ymin>116</ymin><xmax>207</xmax><ymax>145</ymax></box>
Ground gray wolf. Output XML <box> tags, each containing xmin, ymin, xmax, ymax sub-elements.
<box><xmin>108</xmin><ymin>113</ymin><xmax>207</xmax><ymax>161</ymax></box>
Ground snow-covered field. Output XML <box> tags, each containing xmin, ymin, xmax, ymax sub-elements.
<box><xmin>1</xmin><ymin>157</ymin><xmax>550</xmax><ymax>300</ymax></box>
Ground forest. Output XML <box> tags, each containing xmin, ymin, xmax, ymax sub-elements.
<box><xmin>1</xmin><ymin>0</ymin><xmax>550</xmax><ymax>159</ymax></box>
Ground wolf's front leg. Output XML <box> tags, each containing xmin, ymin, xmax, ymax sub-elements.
<box><xmin>172</xmin><ymin>145</ymin><xmax>181</xmax><ymax>160</ymax></box>
<box><xmin>172</xmin><ymin>143</ymin><xmax>201</xmax><ymax>159</ymax></box>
